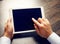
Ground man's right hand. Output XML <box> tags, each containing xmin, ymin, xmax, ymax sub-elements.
<box><xmin>32</xmin><ymin>18</ymin><xmax>53</xmax><ymax>38</ymax></box>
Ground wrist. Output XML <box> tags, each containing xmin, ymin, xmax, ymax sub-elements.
<box><xmin>46</xmin><ymin>31</ymin><xmax>53</xmax><ymax>38</ymax></box>
<box><xmin>4</xmin><ymin>32</ymin><xmax>12</xmax><ymax>39</ymax></box>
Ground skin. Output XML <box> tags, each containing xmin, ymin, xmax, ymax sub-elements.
<box><xmin>32</xmin><ymin>18</ymin><xmax>53</xmax><ymax>38</ymax></box>
<box><xmin>3</xmin><ymin>18</ymin><xmax>53</xmax><ymax>39</ymax></box>
<box><xmin>3</xmin><ymin>18</ymin><xmax>13</xmax><ymax>39</ymax></box>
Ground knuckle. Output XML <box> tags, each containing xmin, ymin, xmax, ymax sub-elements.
<box><xmin>40</xmin><ymin>24</ymin><xmax>44</xmax><ymax>28</ymax></box>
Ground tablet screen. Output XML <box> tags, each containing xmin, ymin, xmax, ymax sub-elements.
<box><xmin>12</xmin><ymin>8</ymin><xmax>42</xmax><ymax>32</ymax></box>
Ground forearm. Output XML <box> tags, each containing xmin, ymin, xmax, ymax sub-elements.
<box><xmin>47</xmin><ymin>32</ymin><xmax>60</xmax><ymax>44</ymax></box>
<box><xmin>0</xmin><ymin>36</ymin><xmax>11</xmax><ymax>44</ymax></box>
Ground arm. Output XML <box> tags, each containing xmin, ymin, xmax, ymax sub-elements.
<box><xmin>0</xmin><ymin>19</ymin><xmax>13</xmax><ymax>44</ymax></box>
<box><xmin>0</xmin><ymin>36</ymin><xmax>11</xmax><ymax>44</ymax></box>
<box><xmin>47</xmin><ymin>32</ymin><xmax>60</xmax><ymax>44</ymax></box>
<box><xmin>32</xmin><ymin>18</ymin><xmax>60</xmax><ymax>44</ymax></box>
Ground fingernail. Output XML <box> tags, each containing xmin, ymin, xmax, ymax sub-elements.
<box><xmin>38</xmin><ymin>18</ymin><xmax>41</xmax><ymax>19</ymax></box>
<box><xmin>32</xmin><ymin>18</ymin><xmax>36</xmax><ymax>21</ymax></box>
<box><xmin>32</xmin><ymin>18</ymin><xmax>34</xmax><ymax>20</ymax></box>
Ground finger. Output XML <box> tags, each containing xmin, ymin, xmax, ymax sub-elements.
<box><xmin>7</xmin><ymin>18</ymin><xmax>12</xmax><ymax>23</ymax></box>
<box><xmin>5</xmin><ymin>18</ymin><xmax>12</xmax><ymax>31</ymax></box>
<box><xmin>7</xmin><ymin>18</ymin><xmax>12</xmax><ymax>26</ymax></box>
<box><xmin>42</xmin><ymin>18</ymin><xmax>46</xmax><ymax>21</ymax></box>
<box><xmin>34</xmin><ymin>24</ymin><xmax>45</xmax><ymax>37</ymax></box>
<box><xmin>34</xmin><ymin>24</ymin><xmax>38</xmax><ymax>30</ymax></box>
<box><xmin>32</xmin><ymin>18</ymin><xmax>41</xmax><ymax>27</ymax></box>
<box><xmin>42</xmin><ymin>19</ymin><xmax>50</xmax><ymax>26</ymax></box>
<box><xmin>34</xmin><ymin>24</ymin><xmax>40</xmax><ymax>35</ymax></box>
<box><xmin>45</xmin><ymin>19</ymin><xmax>50</xmax><ymax>23</ymax></box>
<box><xmin>38</xmin><ymin>18</ymin><xmax>43</xmax><ymax>23</ymax></box>
<box><xmin>42</xmin><ymin>18</ymin><xmax>49</xmax><ymax>23</ymax></box>
<box><xmin>38</xmin><ymin>18</ymin><xmax>47</xmax><ymax>25</ymax></box>
<box><xmin>10</xmin><ymin>18</ymin><xmax>12</xmax><ymax>22</ymax></box>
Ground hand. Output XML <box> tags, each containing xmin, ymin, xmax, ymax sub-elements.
<box><xmin>3</xmin><ymin>18</ymin><xmax>13</xmax><ymax>39</ymax></box>
<box><xmin>32</xmin><ymin>18</ymin><xmax>53</xmax><ymax>38</ymax></box>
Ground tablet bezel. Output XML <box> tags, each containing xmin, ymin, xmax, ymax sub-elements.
<box><xmin>9</xmin><ymin>7</ymin><xmax>45</xmax><ymax>34</ymax></box>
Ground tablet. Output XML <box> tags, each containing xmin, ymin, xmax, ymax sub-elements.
<box><xmin>10</xmin><ymin>7</ymin><xmax>45</xmax><ymax>34</ymax></box>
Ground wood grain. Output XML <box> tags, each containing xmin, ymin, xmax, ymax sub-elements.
<box><xmin>38</xmin><ymin>0</ymin><xmax>60</xmax><ymax>36</ymax></box>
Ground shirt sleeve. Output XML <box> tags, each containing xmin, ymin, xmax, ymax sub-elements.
<box><xmin>0</xmin><ymin>36</ymin><xmax>11</xmax><ymax>44</ymax></box>
<box><xmin>47</xmin><ymin>32</ymin><xmax>60</xmax><ymax>44</ymax></box>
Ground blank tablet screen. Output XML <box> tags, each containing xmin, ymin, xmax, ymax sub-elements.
<box><xmin>12</xmin><ymin>8</ymin><xmax>42</xmax><ymax>32</ymax></box>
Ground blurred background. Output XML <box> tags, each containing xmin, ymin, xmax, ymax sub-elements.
<box><xmin>0</xmin><ymin>0</ymin><xmax>60</xmax><ymax>44</ymax></box>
